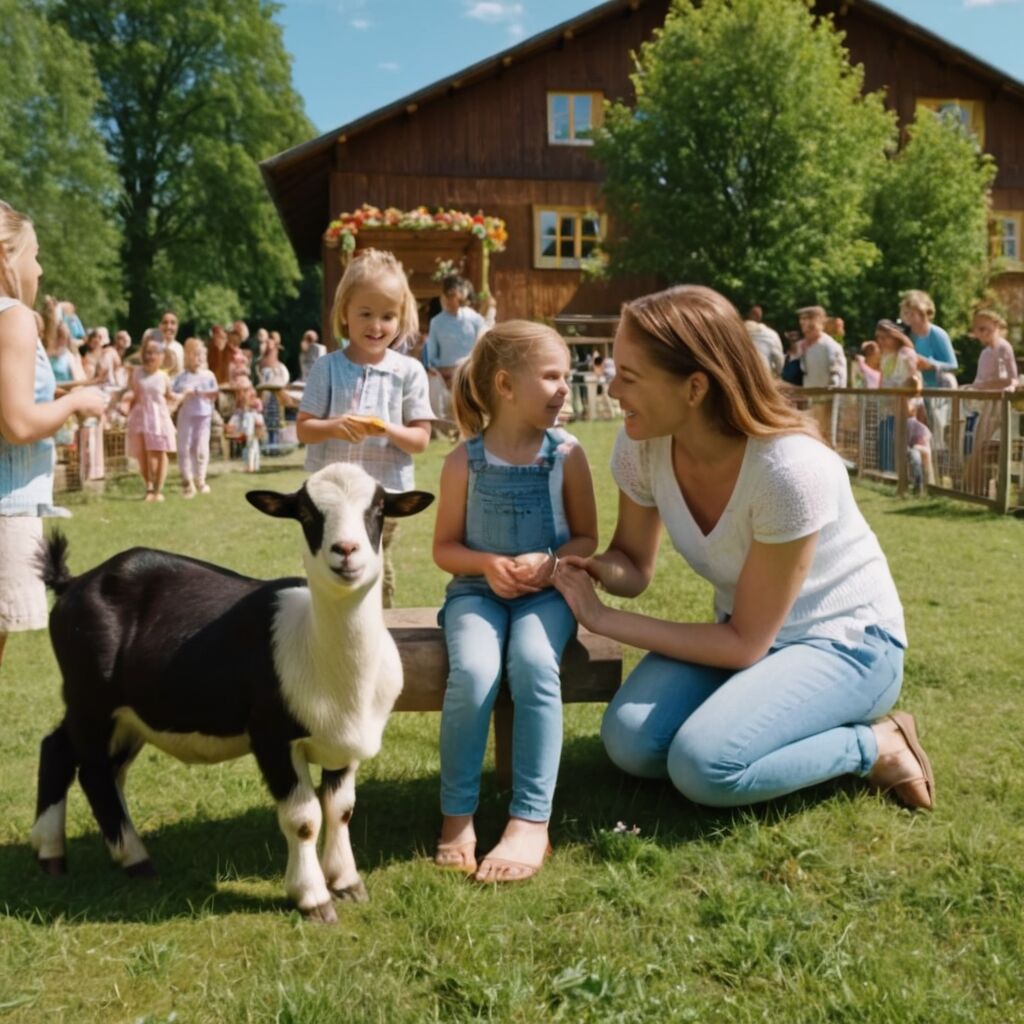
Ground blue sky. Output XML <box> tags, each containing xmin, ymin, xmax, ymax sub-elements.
<box><xmin>276</xmin><ymin>0</ymin><xmax>1024</xmax><ymax>135</ymax></box>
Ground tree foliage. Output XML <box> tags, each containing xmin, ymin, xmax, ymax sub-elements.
<box><xmin>855</xmin><ymin>109</ymin><xmax>997</xmax><ymax>338</ymax></box>
<box><xmin>53</xmin><ymin>0</ymin><xmax>314</xmax><ymax>337</ymax></box>
<box><xmin>595</xmin><ymin>0</ymin><xmax>897</xmax><ymax>323</ymax></box>
<box><xmin>0</xmin><ymin>0</ymin><xmax>122</xmax><ymax>319</ymax></box>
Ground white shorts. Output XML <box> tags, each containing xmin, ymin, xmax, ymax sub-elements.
<box><xmin>0</xmin><ymin>516</ymin><xmax>48</xmax><ymax>632</ymax></box>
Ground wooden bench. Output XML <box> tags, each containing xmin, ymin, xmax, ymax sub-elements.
<box><xmin>385</xmin><ymin>607</ymin><xmax>623</xmax><ymax>787</ymax></box>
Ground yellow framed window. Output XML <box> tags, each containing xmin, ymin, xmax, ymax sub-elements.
<box><xmin>534</xmin><ymin>207</ymin><xmax>605</xmax><ymax>269</ymax></box>
<box><xmin>993</xmin><ymin>211</ymin><xmax>1023</xmax><ymax>264</ymax></box>
<box><xmin>916</xmin><ymin>97</ymin><xmax>986</xmax><ymax>148</ymax></box>
<box><xmin>547</xmin><ymin>92</ymin><xmax>603</xmax><ymax>146</ymax></box>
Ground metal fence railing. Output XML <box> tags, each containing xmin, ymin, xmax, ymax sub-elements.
<box><xmin>795</xmin><ymin>387</ymin><xmax>1023</xmax><ymax>513</ymax></box>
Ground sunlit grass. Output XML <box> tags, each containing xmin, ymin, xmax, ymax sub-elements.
<box><xmin>1</xmin><ymin>423</ymin><xmax>1021</xmax><ymax>1023</ymax></box>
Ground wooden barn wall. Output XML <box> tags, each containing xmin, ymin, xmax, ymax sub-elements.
<box><xmin>331</xmin><ymin>2</ymin><xmax>668</xmax><ymax>183</ymax></box>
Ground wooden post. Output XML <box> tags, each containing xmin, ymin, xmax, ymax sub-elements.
<box><xmin>995</xmin><ymin>395</ymin><xmax>1012</xmax><ymax>514</ymax></box>
<box><xmin>895</xmin><ymin>411</ymin><xmax>908</xmax><ymax>496</ymax></box>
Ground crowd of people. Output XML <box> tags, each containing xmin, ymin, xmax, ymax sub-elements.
<box><xmin>10</xmin><ymin>193</ymin><xmax>1023</xmax><ymax>892</ymax></box>
<box><xmin>744</xmin><ymin>293</ymin><xmax>1018</xmax><ymax>493</ymax></box>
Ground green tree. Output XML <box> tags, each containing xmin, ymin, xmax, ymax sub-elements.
<box><xmin>53</xmin><ymin>0</ymin><xmax>314</xmax><ymax>338</ymax></box>
<box><xmin>594</xmin><ymin>0</ymin><xmax>896</xmax><ymax>324</ymax></box>
<box><xmin>0</xmin><ymin>0</ymin><xmax>121</xmax><ymax>319</ymax></box>
<box><xmin>855</xmin><ymin>108</ymin><xmax>996</xmax><ymax>340</ymax></box>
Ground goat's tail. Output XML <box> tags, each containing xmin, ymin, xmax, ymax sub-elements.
<box><xmin>38</xmin><ymin>529</ymin><xmax>74</xmax><ymax>596</ymax></box>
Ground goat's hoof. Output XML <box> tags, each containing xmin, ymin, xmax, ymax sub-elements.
<box><xmin>302</xmin><ymin>901</ymin><xmax>338</xmax><ymax>925</ymax></box>
<box><xmin>124</xmin><ymin>859</ymin><xmax>158</xmax><ymax>879</ymax></box>
<box><xmin>332</xmin><ymin>878</ymin><xmax>369</xmax><ymax>904</ymax></box>
<box><xmin>37</xmin><ymin>856</ymin><xmax>67</xmax><ymax>877</ymax></box>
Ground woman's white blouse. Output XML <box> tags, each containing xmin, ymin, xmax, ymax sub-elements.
<box><xmin>611</xmin><ymin>430</ymin><xmax>906</xmax><ymax>647</ymax></box>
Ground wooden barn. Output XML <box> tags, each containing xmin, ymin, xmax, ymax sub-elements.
<box><xmin>260</xmin><ymin>0</ymin><xmax>1024</xmax><ymax>342</ymax></box>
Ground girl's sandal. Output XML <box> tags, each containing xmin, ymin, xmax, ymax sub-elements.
<box><xmin>474</xmin><ymin>844</ymin><xmax>552</xmax><ymax>885</ymax></box>
<box><xmin>867</xmin><ymin>711</ymin><xmax>935</xmax><ymax>810</ymax></box>
<box><xmin>434</xmin><ymin>839</ymin><xmax>478</xmax><ymax>875</ymax></box>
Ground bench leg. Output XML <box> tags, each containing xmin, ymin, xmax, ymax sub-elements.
<box><xmin>493</xmin><ymin>704</ymin><xmax>513</xmax><ymax>790</ymax></box>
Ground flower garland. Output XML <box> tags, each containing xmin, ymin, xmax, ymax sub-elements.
<box><xmin>324</xmin><ymin>204</ymin><xmax>508</xmax><ymax>255</ymax></box>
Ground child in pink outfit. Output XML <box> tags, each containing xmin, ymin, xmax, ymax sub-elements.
<box><xmin>121</xmin><ymin>335</ymin><xmax>178</xmax><ymax>501</ymax></box>
<box><xmin>172</xmin><ymin>338</ymin><xmax>219</xmax><ymax>497</ymax></box>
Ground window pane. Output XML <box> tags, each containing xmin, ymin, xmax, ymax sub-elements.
<box><xmin>560</xmin><ymin>216</ymin><xmax>576</xmax><ymax>238</ymax></box>
<box><xmin>580</xmin><ymin>238</ymin><xmax>596</xmax><ymax>258</ymax></box>
<box><xmin>573</xmin><ymin>94</ymin><xmax>592</xmax><ymax>138</ymax></box>
<box><xmin>541</xmin><ymin>240</ymin><xmax>556</xmax><ymax>258</ymax></box>
<box><xmin>560</xmin><ymin>238</ymin><xmax>575</xmax><ymax>259</ymax></box>
<box><xmin>550</xmin><ymin>95</ymin><xmax>570</xmax><ymax>140</ymax></box>
<box><xmin>539</xmin><ymin>211</ymin><xmax>557</xmax><ymax>237</ymax></box>
<box><xmin>582</xmin><ymin>216</ymin><xmax>601</xmax><ymax>238</ymax></box>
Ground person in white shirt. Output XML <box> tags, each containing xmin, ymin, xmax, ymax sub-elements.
<box><xmin>553</xmin><ymin>284</ymin><xmax>934</xmax><ymax>812</ymax></box>
<box><xmin>743</xmin><ymin>305</ymin><xmax>784</xmax><ymax>377</ymax></box>
<box><xmin>797</xmin><ymin>305</ymin><xmax>846</xmax><ymax>443</ymax></box>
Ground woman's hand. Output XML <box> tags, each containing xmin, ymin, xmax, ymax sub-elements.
<box><xmin>553</xmin><ymin>564</ymin><xmax>609</xmax><ymax>632</ymax></box>
<box><xmin>485</xmin><ymin>555</ymin><xmax>538</xmax><ymax>599</ymax></box>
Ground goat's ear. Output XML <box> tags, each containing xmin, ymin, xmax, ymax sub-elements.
<box><xmin>246</xmin><ymin>489</ymin><xmax>300</xmax><ymax>519</ymax></box>
<box><xmin>383</xmin><ymin>490</ymin><xmax>435</xmax><ymax>519</ymax></box>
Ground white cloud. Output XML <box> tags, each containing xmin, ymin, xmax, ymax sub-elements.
<box><xmin>350</xmin><ymin>17</ymin><xmax>370</xmax><ymax>28</ymax></box>
<box><xmin>378</xmin><ymin>61</ymin><xmax>400</xmax><ymax>72</ymax></box>
<box><xmin>465</xmin><ymin>2</ymin><xmax>526</xmax><ymax>24</ymax></box>
<box><xmin>963</xmin><ymin>0</ymin><xmax>1021</xmax><ymax>7</ymax></box>
<box><xmin>508</xmin><ymin>22</ymin><xmax>525</xmax><ymax>39</ymax></box>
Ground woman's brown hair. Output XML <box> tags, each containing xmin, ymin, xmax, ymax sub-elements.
<box><xmin>621</xmin><ymin>285</ymin><xmax>820</xmax><ymax>440</ymax></box>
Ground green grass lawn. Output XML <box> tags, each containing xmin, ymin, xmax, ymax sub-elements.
<box><xmin>1</xmin><ymin>422</ymin><xmax>1022</xmax><ymax>1023</ymax></box>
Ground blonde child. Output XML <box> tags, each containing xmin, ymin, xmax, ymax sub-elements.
<box><xmin>963</xmin><ymin>308</ymin><xmax>1018</xmax><ymax>495</ymax></box>
<box><xmin>120</xmin><ymin>335</ymin><xmax>179</xmax><ymax>501</ymax></box>
<box><xmin>172</xmin><ymin>338</ymin><xmax>219</xmax><ymax>496</ymax></box>
<box><xmin>297</xmin><ymin>248</ymin><xmax>434</xmax><ymax>607</ymax></box>
<box><xmin>227</xmin><ymin>384</ymin><xmax>265</xmax><ymax>473</ymax></box>
<box><xmin>432</xmin><ymin>321</ymin><xmax>598</xmax><ymax>884</ymax></box>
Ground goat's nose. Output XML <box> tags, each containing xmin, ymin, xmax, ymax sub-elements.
<box><xmin>331</xmin><ymin>541</ymin><xmax>359</xmax><ymax>558</ymax></box>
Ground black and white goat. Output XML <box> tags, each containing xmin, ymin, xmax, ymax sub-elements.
<box><xmin>30</xmin><ymin>463</ymin><xmax>433</xmax><ymax>923</ymax></box>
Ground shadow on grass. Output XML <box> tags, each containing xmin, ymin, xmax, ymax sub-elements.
<box><xmin>884</xmin><ymin>499</ymin><xmax>995</xmax><ymax>520</ymax></box>
<box><xmin>0</xmin><ymin>737</ymin><xmax>856</xmax><ymax>926</ymax></box>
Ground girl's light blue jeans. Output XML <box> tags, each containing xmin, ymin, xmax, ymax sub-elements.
<box><xmin>601</xmin><ymin>626</ymin><xmax>904</xmax><ymax>807</ymax></box>
<box><xmin>440</xmin><ymin>589</ymin><xmax>576</xmax><ymax>821</ymax></box>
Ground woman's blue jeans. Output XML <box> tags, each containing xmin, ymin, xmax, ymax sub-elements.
<box><xmin>601</xmin><ymin>626</ymin><xmax>903</xmax><ymax>807</ymax></box>
<box><xmin>440</xmin><ymin>589</ymin><xmax>576</xmax><ymax>821</ymax></box>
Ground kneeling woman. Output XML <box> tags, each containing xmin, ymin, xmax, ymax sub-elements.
<box><xmin>554</xmin><ymin>285</ymin><xmax>933</xmax><ymax>811</ymax></box>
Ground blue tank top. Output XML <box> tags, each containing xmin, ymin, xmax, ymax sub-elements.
<box><xmin>0</xmin><ymin>297</ymin><xmax>62</xmax><ymax>517</ymax></box>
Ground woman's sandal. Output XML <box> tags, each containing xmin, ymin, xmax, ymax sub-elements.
<box><xmin>474</xmin><ymin>843</ymin><xmax>552</xmax><ymax>885</ymax></box>
<box><xmin>434</xmin><ymin>839</ymin><xmax>478</xmax><ymax>875</ymax></box>
<box><xmin>867</xmin><ymin>711</ymin><xmax>935</xmax><ymax>811</ymax></box>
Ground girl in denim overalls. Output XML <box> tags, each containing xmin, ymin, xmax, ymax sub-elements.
<box><xmin>432</xmin><ymin>321</ymin><xmax>598</xmax><ymax>883</ymax></box>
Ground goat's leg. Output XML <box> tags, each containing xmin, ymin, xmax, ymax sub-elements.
<box><xmin>76</xmin><ymin>755</ymin><xmax>154</xmax><ymax>877</ymax></box>
<box><xmin>253</xmin><ymin>738</ymin><xmax>336</xmax><ymax>923</ymax></box>
<box><xmin>320</xmin><ymin>764</ymin><xmax>367</xmax><ymax>903</ymax></box>
<box><xmin>30</xmin><ymin>721</ymin><xmax>77</xmax><ymax>875</ymax></box>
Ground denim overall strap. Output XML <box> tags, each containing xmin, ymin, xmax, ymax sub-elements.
<box><xmin>464</xmin><ymin>433</ymin><xmax>489</xmax><ymax>471</ymax></box>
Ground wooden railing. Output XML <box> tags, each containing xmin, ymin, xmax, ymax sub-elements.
<box><xmin>795</xmin><ymin>386</ymin><xmax>1023</xmax><ymax>513</ymax></box>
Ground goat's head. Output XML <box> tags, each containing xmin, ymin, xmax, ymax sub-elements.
<box><xmin>246</xmin><ymin>464</ymin><xmax>434</xmax><ymax>592</ymax></box>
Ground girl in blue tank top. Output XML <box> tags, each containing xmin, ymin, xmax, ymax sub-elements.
<box><xmin>432</xmin><ymin>320</ymin><xmax>598</xmax><ymax>883</ymax></box>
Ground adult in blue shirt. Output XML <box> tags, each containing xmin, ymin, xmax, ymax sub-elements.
<box><xmin>899</xmin><ymin>290</ymin><xmax>957</xmax><ymax>388</ymax></box>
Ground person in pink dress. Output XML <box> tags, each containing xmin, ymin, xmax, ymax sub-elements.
<box><xmin>120</xmin><ymin>334</ymin><xmax>179</xmax><ymax>501</ymax></box>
